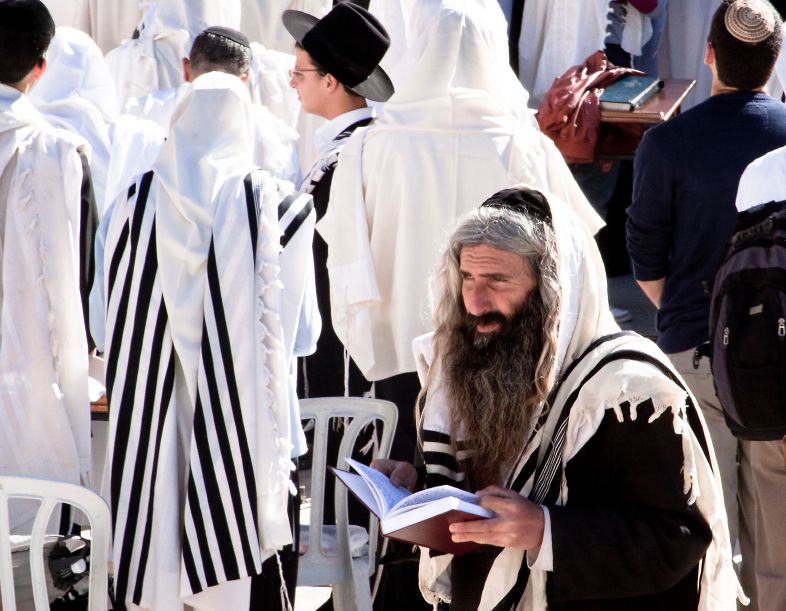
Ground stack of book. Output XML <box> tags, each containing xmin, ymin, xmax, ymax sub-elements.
<box><xmin>599</xmin><ymin>75</ymin><xmax>664</xmax><ymax>111</ymax></box>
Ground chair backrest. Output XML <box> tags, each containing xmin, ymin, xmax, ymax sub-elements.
<box><xmin>0</xmin><ymin>477</ymin><xmax>110</xmax><ymax>611</ymax></box>
<box><xmin>298</xmin><ymin>397</ymin><xmax>398</xmax><ymax>584</ymax></box>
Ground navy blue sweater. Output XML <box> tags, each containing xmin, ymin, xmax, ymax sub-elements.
<box><xmin>627</xmin><ymin>92</ymin><xmax>786</xmax><ymax>353</ymax></box>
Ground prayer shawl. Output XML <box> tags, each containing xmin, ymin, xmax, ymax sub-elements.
<box><xmin>105</xmin><ymin>0</ymin><xmax>241</xmax><ymax>109</ymax></box>
<box><xmin>0</xmin><ymin>85</ymin><xmax>90</xmax><ymax>524</ymax></box>
<box><xmin>30</xmin><ymin>26</ymin><xmax>120</xmax><ymax>213</ymax></box>
<box><xmin>104</xmin><ymin>73</ymin><xmax>293</xmax><ymax>610</ymax></box>
<box><xmin>415</xmin><ymin>197</ymin><xmax>740</xmax><ymax>610</ymax></box>
<box><xmin>319</xmin><ymin>0</ymin><xmax>603</xmax><ymax>381</ymax></box>
<box><xmin>238</xmin><ymin>0</ymin><xmax>331</xmax><ymax>54</ymax></box>
<box><xmin>736</xmin><ymin>144</ymin><xmax>786</xmax><ymax>212</ymax></box>
<box><xmin>518</xmin><ymin>0</ymin><xmax>612</xmax><ymax>104</ymax></box>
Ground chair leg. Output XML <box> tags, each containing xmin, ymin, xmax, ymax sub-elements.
<box><xmin>330</xmin><ymin>561</ymin><xmax>373</xmax><ymax>611</ymax></box>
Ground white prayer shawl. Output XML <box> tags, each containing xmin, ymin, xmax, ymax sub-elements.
<box><xmin>736</xmin><ymin>144</ymin><xmax>786</xmax><ymax>212</ymax></box>
<box><xmin>42</xmin><ymin>0</ymin><xmax>90</xmax><ymax>34</ymax></box>
<box><xmin>248</xmin><ymin>43</ymin><xmax>299</xmax><ymax>130</ymax></box>
<box><xmin>659</xmin><ymin>0</ymin><xmax>722</xmax><ymax>111</ymax></box>
<box><xmin>238</xmin><ymin>0</ymin><xmax>331</xmax><ymax>54</ymax></box>
<box><xmin>85</xmin><ymin>0</ymin><xmax>144</xmax><ymax>54</ymax></box>
<box><xmin>104</xmin><ymin>73</ymin><xmax>292</xmax><ymax>610</ymax></box>
<box><xmin>29</xmin><ymin>27</ymin><xmax>120</xmax><ymax>214</ymax></box>
<box><xmin>105</xmin><ymin>0</ymin><xmax>241</xmax><ymax>110</ymax></box>
<box><xmin>415</xmin><ymin>198</ymin><xmax>740</xmax><ymax>611</ymax></box>
<box><xmin>124</xmin><ymin>81</ymin><xmax>301</xmax><ymax>186</ymax></box>
<box><xmin>619</xmin><ymin>4</ymin><xmax>654</xmax><ymax>57</ymax></box>
<box><xmin>318</xmin><ymin>0</ymin><xmax>602</xmax><ymax>381</ymax></box>
<box><xmin>0</xmin><ymin>86</ymin><xmax>90</xmax><ymax>515</ymax></box>
<box><xmin>518</xmin><ymin>0</ymin><xmax>613</xmax><ymax>104</ymax></box>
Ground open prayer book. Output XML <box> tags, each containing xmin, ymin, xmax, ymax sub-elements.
<box><xmin>331</xmin><ymin>458</ymin><xmax>493</xmax><ymax>555</ymax></box>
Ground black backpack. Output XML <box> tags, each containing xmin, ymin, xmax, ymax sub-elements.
<box><xmin>709</xmin><ymin>200</ymin><xmax>786</xmax><ymax>440</ymax></box>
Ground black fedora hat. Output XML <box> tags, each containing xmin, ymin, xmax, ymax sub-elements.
<box><xmin>282</xmin><ymin>2</ymin><xmax>394</xmax><ymax>102</ymax></box>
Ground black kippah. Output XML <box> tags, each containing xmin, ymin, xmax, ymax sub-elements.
<box><xmin>480</xmin><ymin>187</ymin><xmax>553</xmax><ymax>224</ymax></box>
<box><xmin>202</xmin><ymin>26</ymin><xmax>251</xmax><ymax>49</ymax></box>
<box><xmin>0</xmin><ymin>0</ymin><xmax>55</xmax><ymax>37</ymax></box>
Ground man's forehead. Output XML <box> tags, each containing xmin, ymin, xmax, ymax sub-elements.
<box><xmin>459</xmin><ymin>244</ymin><xmax>526</xmax><ymax>270</ymax></box>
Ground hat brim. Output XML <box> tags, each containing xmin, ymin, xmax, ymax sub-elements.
<box><xmin>348</xmin><ymin>66</ymin><xmax>394</xmax><ymax>102</ymax></box>
<box><xmin>282</xmin><ymin>9</ymin><xmax>395</xmax><ymax>103</ymax></box>
<box><xmin>282</xmin><ymin>10</ymin><xmax>317</xmax><ymax>46</ymax></box>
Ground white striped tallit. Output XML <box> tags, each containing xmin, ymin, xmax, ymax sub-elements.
<box><xmin>105</xmin><ymin>168</ymin><xmax>294</xmax><ymax>609</ymax></box>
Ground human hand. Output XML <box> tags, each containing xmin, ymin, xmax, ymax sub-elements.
<box><xmin>369</xmin><ymin>458</ymin><xmax>419</xmax><ymax>491</ymax></box>
<box><xmin>449</xmin><ymin>486</ymin><xmax>545</xmax><ymax>550</ymax></box>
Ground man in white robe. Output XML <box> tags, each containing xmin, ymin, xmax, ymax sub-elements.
<box><xmin>0</xmin><ymin>0</ymin><xmax>90</xmax><ymax>526</ymax></box>
<box><xmin>321</xmin><ymin>0</ymin><xmax>602</xmax><ymax>460</ymax></box>
<box><xmin>103</xmin><ymin>71</ymin><xmax>301</xmax><ymax>611</ymax></box>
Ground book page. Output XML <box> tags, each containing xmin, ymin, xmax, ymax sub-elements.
<box><xmin>346</xmin><ymin>458</ymin><xmax>411</xmax><ymax>515</ymax></box>
<box><xmin>391</xmin><ymin>485</ymin><xmax>481</xmax><ymax>513</ymax></box>
<box><xmin>331</xmin><ymin>469</ymin><xmax>382</xmax><ymax>518</ymax></box>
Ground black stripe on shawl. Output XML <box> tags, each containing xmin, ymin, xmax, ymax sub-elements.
<box><xmin>190</xmin><ymin>391</ymin><xmax>241</xmax><ymax>583</ymax></box>
<box><xmin>198</xmin><ymin>331</ymin><xmax>257</xmax><ymax>573</ymax></box>
<box><xmin>242</xmin><ymin>173</ymin><xmax>259</xmax><ymax>254</ymax></box>
<box><xmin>105</xmin><ymin>171</ymin><xmax>154</xmax><ymax>394</ymax></box>
<box><xmin>106</xmin><ymin>223</ymin><xmax>129</xmax><ymax>301</ymax></box>
<box><xmin>108</xmin><ymin>202</ymin><xmax>158</xmax><ymax>526</ymax></box>
<box><xmin>205</xmin><ymin>242</ymin><xmax>259</xmax><ymax>527</ymax></box>
<box><xmin>110</xmin><ymin>228</ymin><xmax>164</xmax><ymax>603</ymax></box>
<box><xmin>131</xmin><ymin>343</ymin><xmax>176</xmax><ymax>605</ymax></box>
<box><xmin>279</xmin><ymin>196</ymin><xmax>314</xmax><ymax>248</ymax></box>
<box><xmin>182</xmin><ymin>537</ymin><xmax>202</xmax><ymax>595</ymax></box>
<box><xmin>185</xmin><ymin>472</ymin><xmax>219</xmax><ymax>587</ymax></box>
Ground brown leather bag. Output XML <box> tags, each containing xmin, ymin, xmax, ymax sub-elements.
<box><xmin>536</xmin><ymin>51</ymin><xmax>642</xmax><ymax>163</ymax></box>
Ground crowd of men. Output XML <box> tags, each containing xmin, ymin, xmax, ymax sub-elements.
<box><xmin>1</xmin><ymin>0</ymin><xmax>785</xmax><ymax>610</ymax></box>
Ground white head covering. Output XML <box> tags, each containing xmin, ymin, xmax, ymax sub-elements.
<box><xmin>153</xmin><ymin>71</ymin><xmax>257</xmax><ymax>406</ymax></box>
<box><xmin>29</xmin><ymin>27</ymin><xmax>118</xmax><ymax>211</ymax></box>
<box><xmin>376</xmin><ymin>0</ymin><xmax>532</xmax><ymax>132</ymax></box>
<box><xmin>105</xmin><ymin>0</ymin><xmax>242</xmax><ymax>109</ymax></box>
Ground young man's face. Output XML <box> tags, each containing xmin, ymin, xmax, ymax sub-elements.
<box><xmin>290</xmin><ymin>47</ymin><xmax>326</xmax><ymax>116</ymax></box>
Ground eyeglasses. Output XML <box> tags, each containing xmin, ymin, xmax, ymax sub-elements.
<box><xmin>288</xmin><ymin>68</ymin><xmax>323</xmax><ymax>79</ymax></box>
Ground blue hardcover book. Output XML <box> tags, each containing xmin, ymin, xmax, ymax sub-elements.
<box><xmin>600</xmin><ymin>75</ymin><xmax>663</xmax><ymax>111</ymax></box>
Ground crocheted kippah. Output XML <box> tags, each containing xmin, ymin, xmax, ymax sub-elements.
<box><xmin>724</xmin><ymin>0</ymin><xmax>777</xmax><ymax>43</ymax></box>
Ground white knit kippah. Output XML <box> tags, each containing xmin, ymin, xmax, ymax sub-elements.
<box><xmin>724</xmin><ymin>0</ymin><xmax>777</xmax><ymax>43</ymax></box>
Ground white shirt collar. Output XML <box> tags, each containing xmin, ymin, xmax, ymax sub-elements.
<box><xmin>313</xmin><ymin>106</ymin><xmax>374</xmax><ymax>158</ymax></box>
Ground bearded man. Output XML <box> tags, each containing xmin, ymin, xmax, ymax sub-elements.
<box><xmin>374</xmin><ymin>188</ymin><xmax>741</xmax><ymax>610</ymax></box>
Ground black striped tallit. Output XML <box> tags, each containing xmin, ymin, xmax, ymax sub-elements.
<box><xmin>299</xmin><ymin>117</ymin><xmax>373</xmax><ymax>195</ymax></box>
<box><xmin>106</xmin><ymin>169</ymin><xmax>270</xmax><ymax>606</ymax></box>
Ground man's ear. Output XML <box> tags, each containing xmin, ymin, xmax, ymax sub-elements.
<box><xmin>31</xmin><ymin>57</ymin><xmax>47</xmax><ymax>81</ymax></box>
<box><xmin>182</xmin><ymin>57</ymin><xmax>192</xmax><ymax>82</ymax></box>
<box><xmin>323</xmin><ymin>72</ymin><xmax>340</xmax><ymax>93</ymax></box>
<box><xmin>704</xmin><ymin>42</ymin><xmax>715</xmax><ymax>66</ymax></box>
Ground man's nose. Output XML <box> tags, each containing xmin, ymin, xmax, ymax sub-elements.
<box><xmin>464</xmin><ymin>284</ymin><xmax>490</xmax><ymax>315</ymax></box>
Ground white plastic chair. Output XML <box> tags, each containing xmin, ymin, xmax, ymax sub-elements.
<box><xmin>0</xmin><ymin>477</ymin><xmax>110</xmax><ymax>610</ymax></box>
<box><xmin>297</xmin><ymin>397</ymin><xmax>398</xmax><ymax>611</ymax></box>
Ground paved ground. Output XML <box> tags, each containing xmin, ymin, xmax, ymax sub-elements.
<box><xmin>607</xmin><ymin>273</ymin><xmax>657</xmax><ymax>340</ymax></box>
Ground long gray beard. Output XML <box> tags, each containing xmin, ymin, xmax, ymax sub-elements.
<box><xmin>441</xmin><ymin>295</ymin><xmax>546</xmax><ymax>489</ymax></box>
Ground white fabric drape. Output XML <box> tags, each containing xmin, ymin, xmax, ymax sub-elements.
<box><xmin>29</xmin><ymin>27</ymin><xmax>119</xmax><ymax>213</ymax></box>
<box><xmin>105</xmin><ymin>0</ymin><xmax>241</xmax><ymax>110</ymax></box>
<box><xmin>0</xmin><ymin>85</ymin><xmax>90</xmax><ymax>526</ymax></box>
<box><xmin>319</xmin><ymin>0</ymin><xmax>602</xmax><ymax>381</ymax></box>
<box><xmin>517</xmin><ymin>0</ymin><xmax>612</xmax><ymax>105</ymax></box>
